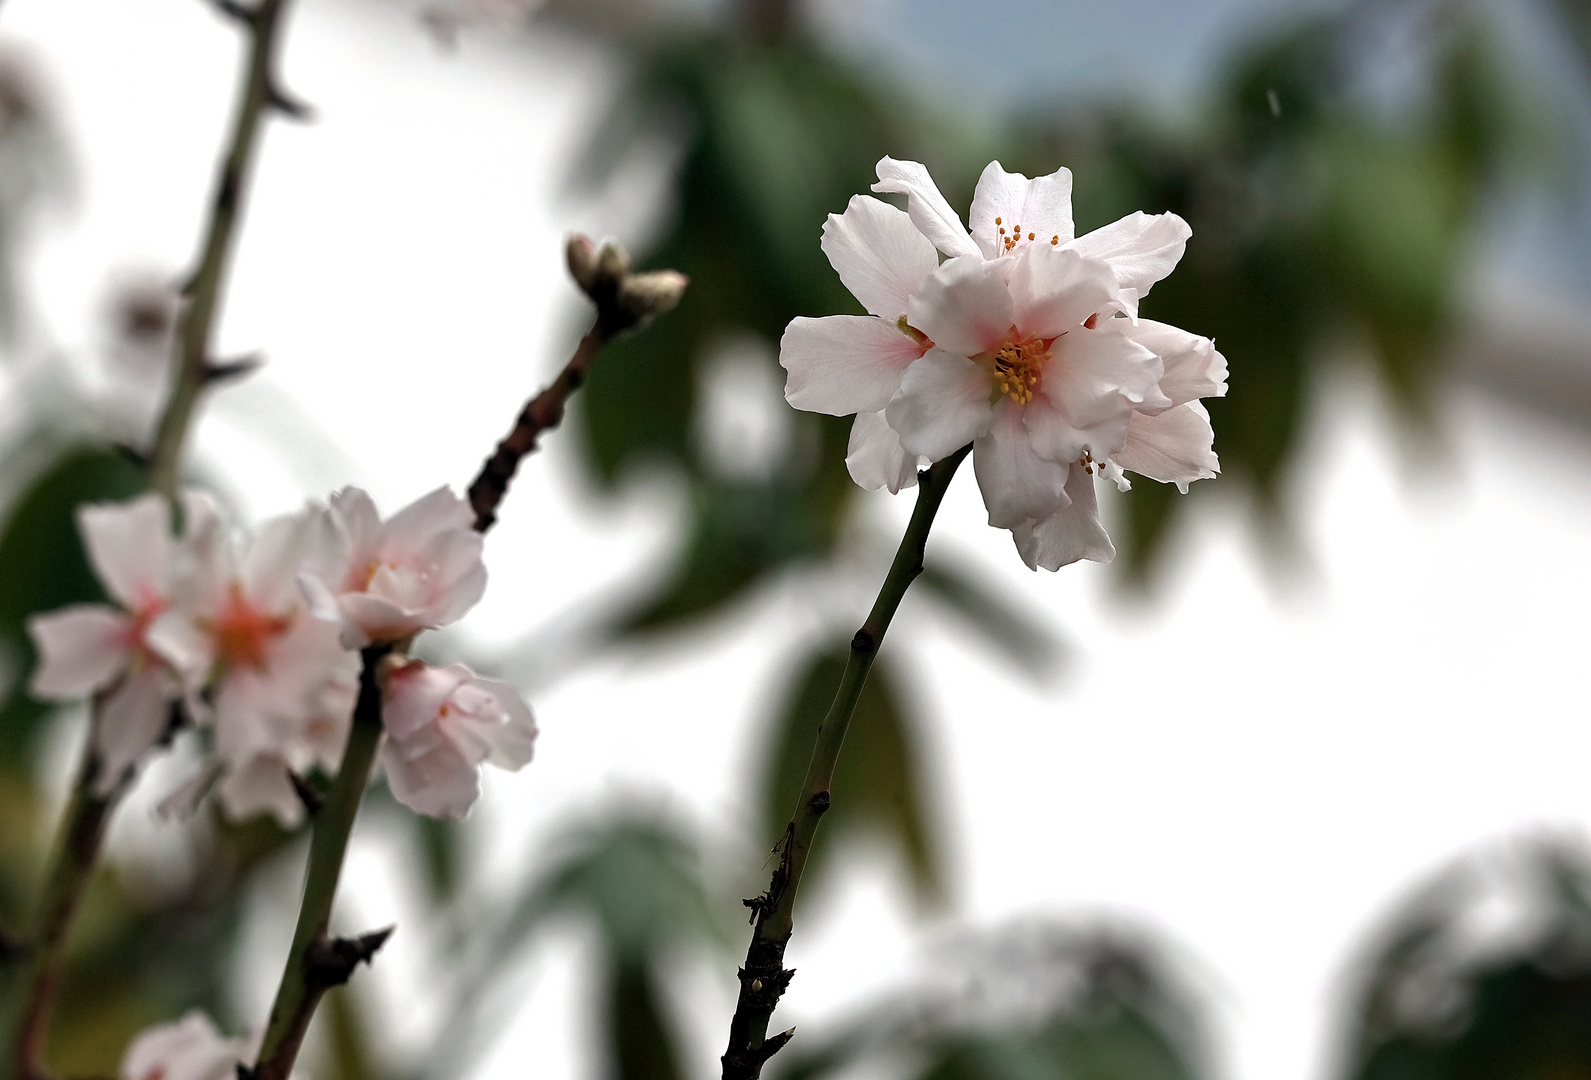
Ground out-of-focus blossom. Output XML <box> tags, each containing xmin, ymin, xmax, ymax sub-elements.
<box><xmin>157</xmin><ymin>501</ymin><xmax>359</xmax><ymax>826</ymax></box>
<box><xmin>301</xmin><ymin>486</ymin><xmax>486</xmax><ymax>649</ymax></box>
<box><xmin>119</xmin><ymin>1011</ymin><xmax>254</xmax><ymax>1080</ymax></box>
<box><xmin>779</xmin><ymin>156</ymin><xmax>1228</xmax><ymax>571</ymax></box>
<box><xmin>26</xmin><ymin>493</ymin><xmax>205</xmax><ymax>792</ymax></box>
<box><xmin>418</xmin><ymin>0</ymin><xmax>542</xmax><ymax>47</ymax></box>
<box><xmin>380</xmin><ymin>659</ymin><xmax>536</xmax><ymax>819</ymax></box>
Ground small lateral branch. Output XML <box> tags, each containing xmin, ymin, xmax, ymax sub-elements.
<box><xmin>304</xmin><ymin>926</ymin><xmax>393</xmax><ymax>989</ymax></box>
<box><xmin>466</xmin><ymin>234</ymin><xmax>686</xmax><ymax>533</ymax></box>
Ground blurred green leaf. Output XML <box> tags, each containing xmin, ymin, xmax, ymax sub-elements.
<box><xmin>761</xmin><ymin>642</ymin><xmax>941</xmax><ymax>905</ymax></box>
<box><xmin>605</xmin><ymin>958</ymin><xmax>685</xmax><ymax>1080</ymax></box>
<box><xmin>0</xmin><ymin>444</ymin><xmax>146</xmax><ymax>770</ymax></box>
<box><xmin>917</xmin><ymin>558</ymin><xmax>1063</xmax><ymax>679</ymax></box>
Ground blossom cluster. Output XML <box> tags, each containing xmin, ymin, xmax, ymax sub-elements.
<box><xmin>26</xmin><ymin>485</ymin><xmax>535</xmax><ymax>822</ymax></box>
<box><xmin>781</xmin><ymin>157</ymin><xmax>1228</xmax><ymax>569</ymax></box>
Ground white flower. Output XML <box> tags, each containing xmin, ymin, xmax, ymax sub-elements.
<box><xmin>380</xmin><ymin>659</ymin><xmax>536</xmax><ymax>819</ymax></box>
<box><xmin>779</xmin><ymin>156</ymin><xmax>1228</xmax><ymax>571</ymax></box>
<box><xmin>119</xmin><ymin>1011</ymin><xmax>252</xmax><ymax>1080</ymax></box>
<box><xmin>155</xmin><ymin>501</ymin><xmax>360</xmax><ymax>826</ymax></box>
<box><xmin>302</xmin><ymin>486</ymin><xmax>487</xmax><ymax>649</ymax></box>
<box><xmin>25</xmin><ymin>493</ymin><xmax>210</xmax><ymax>793</ymax></box>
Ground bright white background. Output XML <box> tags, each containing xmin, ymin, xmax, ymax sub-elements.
<box><xmin>4</xmin><ymin>2</ymin><xmax>1591</xmax><ymax>1080</ymax></box>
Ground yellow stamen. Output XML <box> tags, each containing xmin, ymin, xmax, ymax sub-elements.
<box><xmin>992</xmin><ymin>337</ymin><xmax>1046</xmax><ymax>405</ymax></box>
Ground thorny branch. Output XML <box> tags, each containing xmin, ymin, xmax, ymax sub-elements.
<box><xmin>720</xmin><ymin>446</ymin><xmax>971</xmax><ymax>1080</ymax></box>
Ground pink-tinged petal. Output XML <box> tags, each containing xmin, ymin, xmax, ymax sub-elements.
<box><xmin>334</xmin><ymin>594</ymin><xmax>406</xmax><ymax>648</ymax></box>
<box><xmin>94</xmin><ymin>666</ymin><xmax>175</xmax><ymax>794</ymax></box>
<box><xmin>885</xmin><ymin>348</ymin><xmax>996</xmax><ymax>460</ymax></box>
<box><xmin>1042</xmin><ymin>322</ymin><xmax>1165</xmax><ymax>436</ymax></box>
<box><xmin>215</xmin><ymin>754</ymin><xmax>305</xmax><ymax>827</ymax></box>
<box><xmin>1123</xmin><ymin>319</ymin><xmax>1228</xmax><ymax>409</ymax></box>
<box><xmin>469</xmin><ymin>678</ymin><xmax>538</xmax><ymax>769</ymax></box>
<box><xmin>1113</xmin><ymin>401</ymin><xmax>1219</xmax><ymax>493</ymax></box>
<box><xmin>146</xmin><ymin>611</ymin><xmax>214</xmax><ymax>690</ymax></box>
<box><xmin>241</xmin><ymin>511</ymin><xmax>314</xmax><ymax>613</ymax></box>
<box><xmin>780</xmin><ymin>316</ymin><xmax>925</xmax><ymax>416</ymax></box>
<box><xmin>383</xmin><ymin>727</ymin><xmax>479</xmax><ymax>819</ymax></box>
<box><xmin>1011</xmin><ymin>464</ymin><xmax>1115</xmax><ymax>571</ymax></box>
<box><xmin>821</xmin><ymin>195</ymin><xmax>941</xmax><ymax>319</ymax></box>
<box><xmin>120</xmin><ymin>1011</ymin><xmax>248</xmax><ymax>1080</ymax></box>
<box><xmin>907</xmin><ymin>257</ymin><xmax>1015</xmax><ymax>358</ymax></box>
<box><xmin>327</xmin><ymin>486</ymin><xmax>381</xmax><ymax>579</ymax></box>
<box><xmin>1019</xmin><ymin>390</ymin><xmax>1100</xmax><ymax>466</ymax></box>
<box><xmin>154</xmin><ymin>762</ymin><xmax>223</xmax><ymax>822</ymax></box>
<box><xmin>417</xmin><ymin>531</ymin><xmax>488</xmax><ymax>627</ymax></box>
<box><xmin>78</xmin><ymin>493</ymin><xmax>173</xmax><ymax>609</ymax></box>
<box><xmin>27</xmin><ymin>605</ymin><xmax>131</xmax><ymax>699</ymax></box>
<box><xmin>972</xmin><ymin>398</ymin><xmax>1070</xmax><ymax>529</ymax></box>
<box><xmin>382</xmin><ymin>660</ymin><xmax>471</xmax><ymax>741</ymax></box>
<box><xmin>1007</xmin><ymin>245</ymin><xmax>1118</xmax><ymax>340</ymax></box>
<box><xmin>380</xmin><ymin>486</ymin><xmax>473</xmax><ymax>555</ymax></box>
<box><xmin>968</xmin><ymin>161</ymin><xmax>1074</xmax><ymax>259</ymax></box>
<box><xmin>173</xmin><ymin>491</ymin><xmax>232</xmax><ymax>617</ymax></box>
<box><xmin>872</xmin><ymin>156</ymin><xmax>981</xmax><ymax>260</ymax></box>
<box><xmin>1068</xmin><ymin>211</ymin><xmax>1191</xmax><ymax>307</ymax></box>
<box><xmin>846</xmin><ymin>410</ymin><xmax>923</xmax><ymax>494</ymax></box>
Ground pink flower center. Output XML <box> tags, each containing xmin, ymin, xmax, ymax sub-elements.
<box><xmin>210</xmin><ymin>584</ymin><xmax>290</xmax><ymax>671</ymax></box>
<box><xmin>991</xmin><ymin>336</ymin><xmax>1048</xmax><ymax>405</ymax></box>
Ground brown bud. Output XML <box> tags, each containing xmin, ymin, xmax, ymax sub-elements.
<box><xmin>595</xmin><ymin>240</ymin><xmax>631</xmax><ymax>284</ymax></box>
<box><xmin>565</xmin><ymin>233</ymin><xmax>601</xmax><ymax>291</ymax></box>
<box><xmin>617</xmin><ymin>270</ymin><xmax>688</xmax><ymax>330</ymax></box>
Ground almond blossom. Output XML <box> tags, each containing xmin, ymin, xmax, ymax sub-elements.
<box><xmin>119</xmin><ymin>1011</ymin><xmax>288</xmax><ymax>1080</ymax></box>
<box><xmin>26</xmin><ymin>493</ymin><xmax>206</xmax><ymax>793</ymax></box>
<box><xmin>155</xmin><ymin>500</ymin><xmax>360</xmax><ymax>826</ymax></box>
<box><xmin>380</xmin><ymin>658</ymin><xmax>537</xmax><ymax>819</ymax></box>
<box><xmin>301</xmin><ymin>486</ymin><xmax>487</xmax><ymax>649</ymax></box>
<box><xmin>780</xmin><ymin>156</ymin><xmax>1227</xmax><ymax>570</ymax></box>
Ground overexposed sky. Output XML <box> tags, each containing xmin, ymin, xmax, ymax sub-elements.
<box><xmin>4</xmin><ymin>3</ymin><xmax>1591</xmax><ymax>1080</ymax></box>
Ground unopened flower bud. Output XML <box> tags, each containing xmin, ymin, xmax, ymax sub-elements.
<box><xmin>565</xmin><ymin>233</ymin><xmax>600</xmax><ymax>291</ymax></box>
<box><xmin>595</xmin><ymin>239</ymin><xmax>631</xmax><ymax>284</ymax></box>
<box><xmin>617</xmin><ymin>270</ymin><xmax>688</xmax><ymax>330</ymax></box>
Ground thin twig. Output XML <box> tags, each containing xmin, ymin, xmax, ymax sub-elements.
<box><xmin>248</xmin><ymin>647</ymin><xmax>392</xmax><ymax>1080</ymax></box>
<box><xmin>468</xmin><ymin>328</ymin><xmax>603</xmax><ymax>531</ymax></box>
<box><xmin>148</xmin><ymin>0</ymin><xmax>302</xmax><ymax>498</ymax></box>
<box><xmin>720</xmin><ymin>445</ymin><xmax>971</xmax><ymax>1080</ymax></box>
<box><xmin>3</xmin><ymin>5</ymin><xmax>301</xmax><ymax>1075</ymax></box>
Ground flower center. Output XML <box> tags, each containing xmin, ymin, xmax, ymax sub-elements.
<box><xmin>210</xmin><ymin>583</ymin><xmax>290</xmax><ymax>671</ymax></box>
<box><xmin>992</xmin><ymin>337</ymin><xmax>1047</xmax><ymax>405</ymax></box>
<box><xmin>993</xmin><ymin>216</ymin><xmax>1062</xmax><ymax>255</ymax></box>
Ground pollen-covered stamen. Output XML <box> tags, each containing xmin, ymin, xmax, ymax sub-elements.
<box><xmin>991</xmin><ymin>337</ymin><xmax>1047</xmax><ymax>405</ymax></box>
<box><xmin>994</xmin><ymin>217</ymin><xmax>1064</xmax><ymax>254</ymax></box>
<box><xmin>1077</xmin><ymin>448</ymin><xmax>1098</xmax><ymax>475</ymax></box>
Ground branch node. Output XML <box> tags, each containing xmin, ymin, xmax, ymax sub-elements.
<box><xmin>236</xmin><ymin>1065</ymin><xmax>258</xmax><ymax>1080</ymax></box>
<box><xmin>807</xmin><ymin>790</ymin><xmax>830</xmax><ymax>816</ymax></box>
<box><xmin>758</xmin><ymin>1028</ymin><xmax>796</xmax><ymax>1064</ymax></box>
<box><xmin>304</xmin><ymin>926</ymin><xmax>394</xmax><ymax>990</ymax></box>
<box><xmin>209</xmin><ymin>0</ymin><xmax>258</xmax><ymax>25</ymax></box>
<box><xmin>850</xmin><ymin>628</ymin><xmax>876</xmax><ymax>654</ymax></box>
<box><xmin>287</xmin><ymin>770</ymin><xmax>323</xmax><ymax>817</ymax></box>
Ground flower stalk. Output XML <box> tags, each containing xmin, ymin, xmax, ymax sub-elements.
<box><xmin>720</xmin><ymin>444</ymin><xmax>970</xmax><ymax>1080</ymax></box>
<box><xmin>4</xmin><ymin>4</ymin><xmax>300</xmax><ymax>1074</ymax></box>
<box><xmin>249</xmin><ymin>646</ymin><xmax>392</xmax><ymax>1080</ymax></box>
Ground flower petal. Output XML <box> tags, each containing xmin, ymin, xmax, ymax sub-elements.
<box><xmin>381</xmin><ymin>486</ymin><xmax>473</xmax><ymax>555</ymax></box>
<box><xmin>1113</xmin><ymin>401</ymin><xmax>1220</xmax><ymax>492</ymax></box>
<box><xmin>216</xmin><ymin>754</ymin><xmax>305</xmax><ymax>827</ymax></box>
<box><xmin>1011</xmin><ymin>464</ymin><xmax>1115</xmax><ymax>571</ymax></box>
<box><xmin>78</xmin><ymin>493</ymin><xmax>173</xmax><ymax>610</ymax></box>
<box><xmin>1069</xmin><ymin>211</ymin><xmax>1191</xmax><ymax>312</ymax></box>
<box><xmin>27</xmin><ymin>605</ymin><xmax>131</xmax><ymax>699</ymax></box>
<box><xmin>872</xmin><ymin>156</ymin><xmax>981</xmax><ymax>261</ymax></box>
<box><xmin>846</xmin><ymin>410</ymin><xmax>923</xmax><ymax>494</ymax></box>
<box><xmin>94</xmin><ymin>665</ymin><xmax>175</xmax><ymax>794</ymax></box>
<box><xmin>383</xmin><ymin>728</ymin><xmax>480</xmax><ymax>819</ymax></box>
<box><xmin>780</xmin><ymin>315</ymin><xmax>925</xmax><ymax>416</ymax></box>
<box><xmin>1124</xmin><ymin>319</ymin><xmax>1228</xmax><ymax>409</ymax></box>
<box><xmin>470</xmin><ymin>678</ymin><xmax>538</xmax><ymax>770</ymax></box>
<box><xmin>821</xmin><ymin>195</ymin><xmax>942</xmax><ymax>319</ymax></box>
<box><xmin>1007</xmin><ymin>245</ymin><xmax>1118</xmax><ymax>340</ymax></box>
<box><xmin>968</xmin><ymin>161</ymin><xmax>1074</xmax><ymax>259</ymax></box>
<box><xmin>885</xmin><ymin>348</ymin><xmax>995</xmax><ymax>460</ymax></box>
<box><xmin>146</xmin><ymin>611</ymin><xmax>215</xmax><ymax>690</ymax></box>
<box><xmin>907</xmin><ymin>257</ymin><xmax>1015</xmax><ymax>358</ymax></box>
<box><xmin>972</xmin><ymin>398</ymin><xmax>1070</xmax><ymax>529</ymax></box>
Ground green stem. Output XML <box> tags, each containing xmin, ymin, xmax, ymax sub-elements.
<box><xmin>252</xmin><ymin>646</ymin><xmax>389</xmax><ymax>1080</ymax></box>
<box><xmin>5</xmin><ymin>733</ymin><xmax>119</xmax><ymax>1080</ymax></box>
<box><xmin>720</xmin><ymin>444</ymin><xmax>970</xmax><ymax>1080</ymax></box>
<box><xmin>2</xmin><ymin>7</ymin><xmax>299</xmax><ymax>1075</ymax></box>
